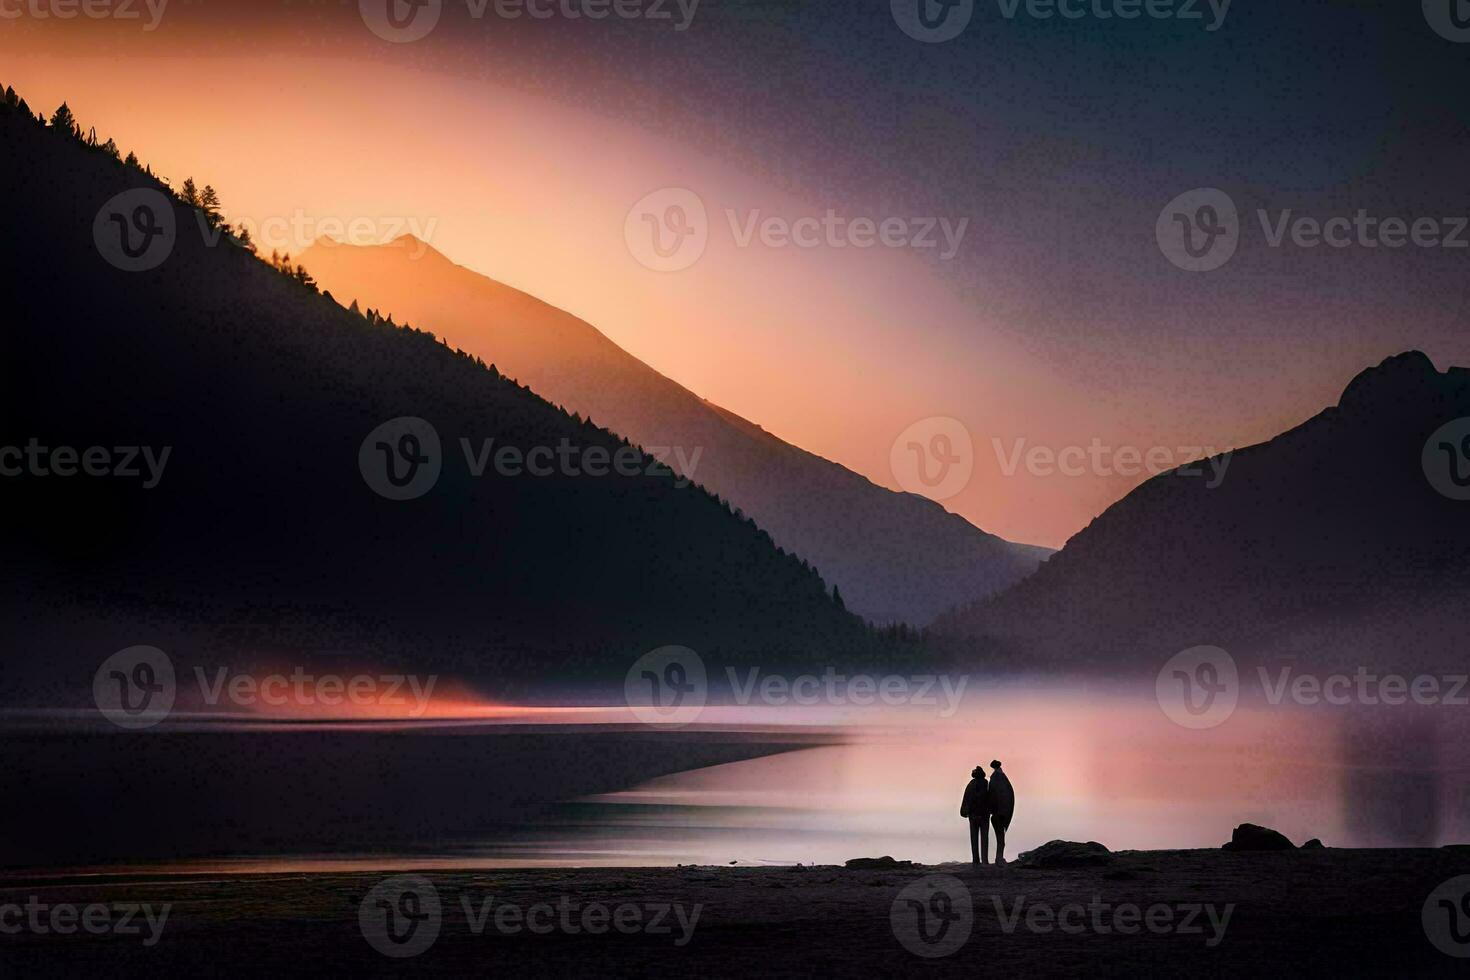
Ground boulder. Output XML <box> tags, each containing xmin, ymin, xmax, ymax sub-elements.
<box><xmin>1301</xmin><ymin>838</ymin><xmax>1325</xmax><ymax>850</ymax></box>
<box><xmin>1016</xmin><ymin>840</ymin><xmax>1114</xmax><ymax>868</ymax></box>
<box><xmin>844</xmin><ymin>856</ymin><xmax>914</xmax><ymax>870</ymax></box>
<box><xmin>1222</xmin><ymin>824</ymin><xmax>1295</xmax><ymax>851</ymax></box>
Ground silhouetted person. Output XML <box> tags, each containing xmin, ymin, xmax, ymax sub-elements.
<box><xmin>960</xmin><ymin>765</ymin><xmax>990</xmax><ymax>865</ymax></box>
<box><xmin>988</xmin><ymin>760</ymin><xmax>1015</xmax><ymax>865</ymax></box>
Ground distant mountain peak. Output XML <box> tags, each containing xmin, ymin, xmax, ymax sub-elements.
<box><xmin>298</xmin><ymin>232</ymin><xmax>1050</xmax><ymax>625</ymax></box>
<box><xmin>935</xmin><ymin>348</ymin><xmax>1470</xmax><ymax>674</ymax></box>
<box><xmin>306</xmin><ymin>234</ymin><xmax>446</xmax><ymax>261</ymax></box>
<box><xmin>1338</xmin><ymin>350</ymin><xmax>1440</xmax><ymax>416</ymax></box>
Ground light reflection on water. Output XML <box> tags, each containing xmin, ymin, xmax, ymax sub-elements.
<box><xmin>42</xmin><ymin>690</ymin><xmax>1464</xmax><ymax>876</ymax></box>
<box><xmin>499</xmin><ymin>692</ymin><xmax>1467</xmax><ymax>867</ymax></box>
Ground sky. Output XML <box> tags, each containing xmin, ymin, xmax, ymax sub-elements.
<box><xmin>4</xmin><ymin>0</ymin><xmax>1469</xmax><ymax>547</ymax></box>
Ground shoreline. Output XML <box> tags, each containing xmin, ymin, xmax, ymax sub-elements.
<box><xmin>2</xmin><ymin>846</ymin><xmax>1467</xmax><ymax>976</ymax></box>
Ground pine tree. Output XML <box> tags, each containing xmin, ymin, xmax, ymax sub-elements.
<box><xmin>181</xmin><ymin>178</ymin><xmax>200</xmax><ymax>207</ymax></box>
<box><xmin>833</xmin><ymin>585</ymin><xmax>846</xmax><ymax>611</ymax></box>
<box><xmin>200</xmin><ymin>185</ymin><xmax>222</xmax><ymax>227</ymax></box>
<box><xmin>124</xmin><ymin>150</ymin><xmax>139</xmax><ymax>168</ymax></box>
<box><xmin>4</xmin><ymin>86</ymin><xmax>17</xmax><ymax>108</ymax></box>
<box><xmin>349</xmin><ymin>299</ymin><xmax>361</xmax><ymax>315</ymax></box>
<box><xmin>49</xmin><ymin>102</ymin><xmax>79</xmax><ymax>138</ymax></box>
<box><xmin>101</xmin><ymin>137</ymin><xmax>120</xmax><ymax>160</ymax></box>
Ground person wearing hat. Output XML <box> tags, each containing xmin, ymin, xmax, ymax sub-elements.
<box><xmin>988</xmin><ymin>760</ymin><xmax>1015</xmax><ymax>865</ymax></box>
<box><xmin>959</xmin><ymin>765</ymin><xmax>991</xmax><ymax>865</ymax></box>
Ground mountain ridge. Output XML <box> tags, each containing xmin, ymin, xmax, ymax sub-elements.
<box><xmin>301</xmin><ymin>235</ymin><xmax>1050</xmax><ymax>625</ymax></box>
<box><xmin>0</xmin><ymin>96</ymin><xmax>900</xmax><ymax>699</ymax></box>
<box><xmin>934</xmin><ymin>350</ymin><xmax>1470</xmax><ymax>674</ymax></box>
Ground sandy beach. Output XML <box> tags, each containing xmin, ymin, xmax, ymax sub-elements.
<box><xmin>3</xmin><ymin>846</ymin><xmax>1468</xmax><ymax>976</ymax></box>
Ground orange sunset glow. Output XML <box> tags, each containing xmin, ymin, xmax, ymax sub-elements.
<box><xmin>6</xmin><ymin>4</ymin><xmax>1470</xmax><ymax>973</ymax></box>
<box><xmin>1</xmin><ymin>16</ymin><xmax>1407</xmax><ymax>549</ymax></box>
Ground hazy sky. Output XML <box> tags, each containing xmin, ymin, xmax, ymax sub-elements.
<box><xmin>6</xmin><ymin>1</ymin><xmax>1469</xmax><ymax>546</ymax></box>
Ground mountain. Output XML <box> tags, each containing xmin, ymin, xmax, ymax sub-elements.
<box><xmin>299</xmin><ymin>237</ymin><xmax>1049</xmax><ymax>625</ymax></box>
<box><xmin>0</xmin><ymin>95</ymin><xmax>894</xmax><ymax>701</ymax></box>
<box><xmin>934</xmin><ymin>351</ymin><xmax>1470</xmax><ymax>674</ymax></box>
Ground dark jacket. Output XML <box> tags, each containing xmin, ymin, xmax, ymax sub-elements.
<box><xmin>988</xmin><ymin>768</ymin><xmax>1015</xmax><ymax>826</ymax></box>
<box><xmin>960</xmin><ymin>776</ymin><xmax>988</xmax><ymax>819</ymax></box>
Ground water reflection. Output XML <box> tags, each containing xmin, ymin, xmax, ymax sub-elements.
<box><xmin>519</xmin><ymin>693</ymin><xmax>1466</xmax><ymax>866</ymax></box>
<box><xmin>7</xmin><ymin>689</ymin><xmax>1462</xmax><ymax>874</ymax></box>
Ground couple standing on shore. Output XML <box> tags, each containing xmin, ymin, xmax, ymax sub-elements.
<box><xmin>960</xmin><ymin>760</ymin><xmax>1014</xmax><ymax>866</ymax></box>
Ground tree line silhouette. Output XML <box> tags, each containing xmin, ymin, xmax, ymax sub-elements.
<box><xmin>2</xmin><ymin>79</ymin><xmax>887</xmax><ymax>643</ymax></box>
